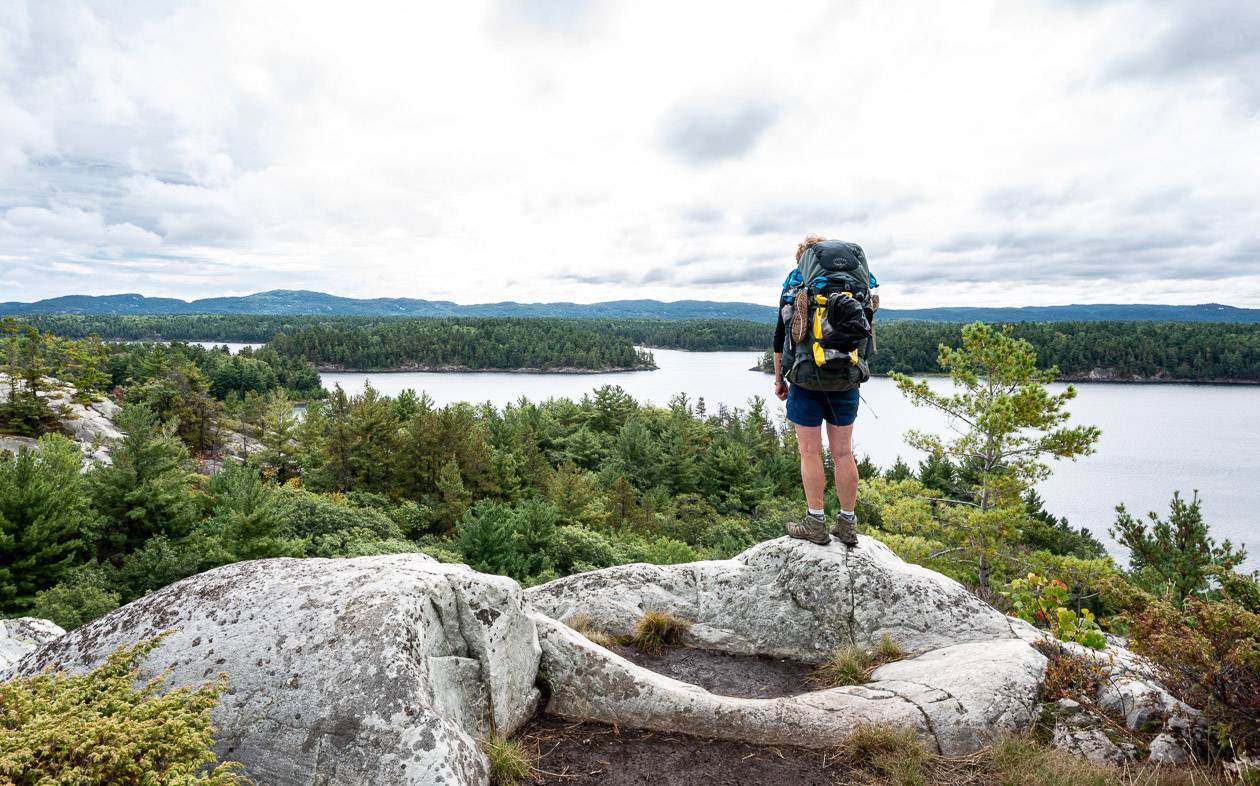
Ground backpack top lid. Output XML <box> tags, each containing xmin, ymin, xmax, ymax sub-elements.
<box><xmin>809</xmin><ymin>240</ymin><xmax>867</xmax><ymax>276</ymax></box>
<box><xmin>799</xmin><ymin>240</ymin><xmax>870</xmax><ymax>297</ymax></box>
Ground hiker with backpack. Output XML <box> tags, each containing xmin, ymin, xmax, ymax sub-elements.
<box><xmin>772</xmin><ymin>234</ymin><xmax>878</xmax><ymax>548</ymax></box>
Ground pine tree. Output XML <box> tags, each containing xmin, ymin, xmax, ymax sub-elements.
<box><xmin>544</xmin><ymin>463</ymin><xmax>607</xmax><ymax>529</ymax></box>
<box><xmin>319</xmin><ymin>385</ymin><xmax>355</xmax><ymax>492</ymax></box>
<box><xmin>89</xmin><ymin>404</ymin><xmax>198</xmax><ymax>563</ymax></box>
<box><xmin>347</xmin><ymin>385</ymin><xmax>400</xmax><ymax>494</ymax></box>
<box><xmin>0</xmin><ymin>320</ymin><xmax>52</xmax><ymax>436</ymax></box>
<box><xmin>891</xmin><ymin>323</ymin><xmax>1100</xmax><ymax>591</ymax></box>
<box><xmin>235</xmin><ymin>390</ymin><xmax>268</xmax><ymax>462</ymax></box>
<box><xmin>434</xmin><ymin>459</ymin><xmax>470</xmax><ymax>534</ymax></box>
<box><xmin>605</xmin><ymin>474</ymin><xmax>640</xmax><ymax>531</ymax></box>
<box><xmin>0</xmin><ymin>435</ymin><xmax>98</xmax><ymax>613</ymax></box>
<box><xmin>611</xmin><ymin>417</ymin><xmax>665</xmax><ymax>491</ymax></box>
<box><xmin>511</xmin><ymin>499</ymin><xmax>558</xmax><ymax>579</ymax></box>
<box><xmin>259</xmin><ymin>391</ymin><xmax>300</xmax><ymax>482</ymax></box>
<box><xmin>204</xmin><ymin>462</ymin><xmax>305</xmax><ymax>562</ymax></box>
<box><xmin>1111</xmin><ymin>491</ymin><xmax>1248</xmax><ymax>606</ymax></box>
<box><xmin>455</xmin><ymin>499</ymin><xmax>515</xmax><ymax>576</ymax></box>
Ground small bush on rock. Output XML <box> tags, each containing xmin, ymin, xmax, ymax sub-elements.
<box><xmin>0</xmin><ymin>635</ymin><xmax>250</xmax><ymax>785</ymax></box>
<box><xmin>1033</xmin><ymin>638</ymin><xmax>1106</xmax><ymax>703</ymax></box>
<box><xmin>1005</xmin><ymin>573</ymin><xmax>1106</xmax><ymax>650</ymax></box>
<box><xmin>1115</xmin><ymin>577</ymin><xmax>1260</xmax><ymax>753</ymax></box>
<box><xmin>629</xmin><ymin>609</ymin><xmax>691</xmax><ymax>655</ymax></box>
<box><xmin>875</xmin><ymin>633</ymin><xmax>906</xmax><ymax>662</ymax></box>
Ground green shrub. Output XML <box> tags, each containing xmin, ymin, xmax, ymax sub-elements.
<box><xmin>456</xmin><ymin>499</ymin><xmax>559</xmax><ymax>582</ymax></box>
<box><xmin>275</xmin><ymin>486</ymin><xmax>403</xmax><ymax>541</ymax></box>
<box><xmin>629</xmin><ymin>609</ymin><xmax>691</xmax><ymax>655</ymax></box>
<box><xmin>699</xmin><ymin>519</ymin><xmax>756</xmax><ymax>558</ymax></box>
<box><xmin>309</xmin><ymin>528</ymin><xmax>426</xmax><ymax>558</ymax></box>
<box><xmin>0</xmin><ymin>635</ymin><xmax>250</xmax><ymax>785</ymax></box>
<box><xmin>551</xmin><ymin>525</ymin><xmax>619</xmax><ymax>574</ymax></box>
<box><xmin>30</xmin><ymin>566</ymin><xmax>121</xmax><ymax>631</ymax></box>
<box><xmin>1005</xmin><ymin>573</ymin><xmax>1106</xmax><ymax>650</ymax></box>
<box><xmin>631</xmin><ymin>536</ymin><xmax>699</xmax><ymax>566</ymax></box>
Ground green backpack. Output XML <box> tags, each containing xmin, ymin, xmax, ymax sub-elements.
<box><xmin>781</xmin><ymin>240</ymin><xmax>874</xmax><ymax>392</ymax></box>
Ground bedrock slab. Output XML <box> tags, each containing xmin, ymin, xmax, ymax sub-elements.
<box><xmin>6</xmin><ymin>554</ymin><xmax>541</xmax><ymax>786</ymax></box>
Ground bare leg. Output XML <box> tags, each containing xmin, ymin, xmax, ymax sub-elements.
<box><xmin>825</xmin><ymin>421</ymin><xmax>857</xmax><ymax>510</ymax></box>
<box><xmin>794</xmin><ymin>423</ymin><xmax>826</xmax><ymax>510</ymax></box>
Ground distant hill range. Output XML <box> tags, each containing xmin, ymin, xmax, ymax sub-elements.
<box><xmin>3</xmin><ymin>290</ymin><xmax>1259</xmax><ymax>323</ymax></box>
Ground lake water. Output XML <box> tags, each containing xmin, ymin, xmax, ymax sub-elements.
<box><xmin>191</xmin><ymin>342</ymin><xmax>263</xmax><ymax>354</ymax></box>
<box><xmin>317</xmin><ymin>347</ymin><xmax>1258</xmax><ymax>570</ymax></box>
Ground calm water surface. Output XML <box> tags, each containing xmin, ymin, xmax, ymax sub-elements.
<box><xmin>317</xmin><ymin>348</ymin><xmax>1259</xmax><ymax>570</ymax></box>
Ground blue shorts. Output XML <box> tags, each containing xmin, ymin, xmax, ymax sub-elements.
<box><xmin>786</xmin><ymin>384</ymin><xmax>860</xmax><ymax>427</ymax></box>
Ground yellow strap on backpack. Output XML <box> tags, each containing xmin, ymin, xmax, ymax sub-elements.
<box><xmin>810</xmin><ymin>292</ymin><xmax>854</xmax><ymax>366</ymax></box>
<box><xmin>812</xmin><ymin>298</ymin><xmax>826</xmax><ymax>364</ymax></box>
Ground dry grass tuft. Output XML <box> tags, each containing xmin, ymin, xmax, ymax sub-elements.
<box><xmin>481</xmin><ymin>735</ymin><xmax>534</xmax><ymax>786</ymax></box>
<box><xmin>839</xmin><ymin>726</ymin><xmax>1240</xmax><ymax>786</ymax></box>
<box><xmin>846</xmin><ymin>724</ymin><xmax>932</xmax><ymax>786</ymax></box>
<box><xmin>815</xmin><ymin>636</ymin><xmax>906</xmax><ymax>687</ymax></box>
<box><xmin>875</xmin><ymin>634</ymin><xmax>906</xmax><ymax>661</ymax></box>
<box><xmin>628</xmin><ymin>609</ymin><xmax>691</xmax><ymax>655</ymax></box>
<box><xmin>565</xmin><ymin>614</ymin><xmax>616</xmax><ymax>648</ymax></box>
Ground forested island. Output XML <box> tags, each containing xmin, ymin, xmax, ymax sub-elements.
<box><xmin>267</xmin><ymin>318</ymin><xmax>656</xmax><ymax>373</ymax></box>
<box><xmin>16</xmin><ymin>313</ymin><xmax>769</xmax><ymax>352</ymax></box>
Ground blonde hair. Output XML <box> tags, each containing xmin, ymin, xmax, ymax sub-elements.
<box><xmin>796</xmin><ymin>234</ymin><xmax>825</xmax><ymax>262</ymax></box>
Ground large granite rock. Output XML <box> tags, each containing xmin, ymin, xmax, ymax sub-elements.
<box><xmin>527</xmin><ymin>536</ymin><xmax>1022</xmax><ymax>661</ymax></box>
<box><xmin>0</xmin><ymin>617</ymin><xmax>65</xmax><ymax>671</ymax></box>
<box><xmin>5</xmin><ymin>554</ymin><xmax>542</xmax><ymax>786</ymax></box>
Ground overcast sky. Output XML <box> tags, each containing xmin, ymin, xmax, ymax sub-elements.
<box><xmin>1</xmin><ymin>0</ymin><xmax>1258</xmax><ymax>308</ymax></box>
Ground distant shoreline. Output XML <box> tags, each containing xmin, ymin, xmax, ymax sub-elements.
<box><xmin>315</xmin><ymin>364</ymin><xmax>656</xmax><ymax>375</ymax></box>
<box><xmin>749</xmin><ymin>366</ymin><xmax>1260</xmax><ymax>386</ymax></box>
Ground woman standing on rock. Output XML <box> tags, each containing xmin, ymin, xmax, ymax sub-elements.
<box><xmin>772</xmin><ymin>234</ymin><xmax>878</xmax><ymax>548</ymax></box>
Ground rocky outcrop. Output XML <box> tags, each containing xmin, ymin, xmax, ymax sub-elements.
<box><xmin>527</xmin><ymin>536</ymin><xmax>1020</xmax><ymax>661</ymax></box>
<box><xmin>526</xmin><ymin>537</ymin><xmax>1044</xmax><ymax>756</ymax></box>
<box><xmin>526</xmin><ymin>537</ymin><xmax>1208</xmax><ymax>761</ymax></box>
<box><xmin>5</xmin><ymin>554</ymin><xmax>542</xmax><ymax>786</ymax></box>
<box><xmin>0</xmin><ymin>617</ymin><xmax>65</xmax><ymax>671</ymax></box>
<box><xmin>0</xmin><ymin>374</ymin><xmax>121</xmax><ymax>464</ymax></box>
<box><xmin>4</xmin><ymin>535</ymin><xmax>1204</xmax><ymax>778</ymax></box>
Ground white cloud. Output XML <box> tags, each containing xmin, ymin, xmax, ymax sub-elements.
<box><xmin>0</xmin><ymin>0</ymin><xmax>1257</xmax><ymax>307</ymax></box>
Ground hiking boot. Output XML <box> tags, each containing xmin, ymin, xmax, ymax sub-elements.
<box><xmin>830</xmin><ymin>512</ymin><xmax>859</xmax><ymax>547</ymax></box>
<box><xmin>790</xmin><ymin>291</ymin><xmax>810</xmax><ymax>343</ymax></box>
<box><xmin>785</xmin><ymin>513</ymin><xmax>830</xmax><ymax>545</ymax></box>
